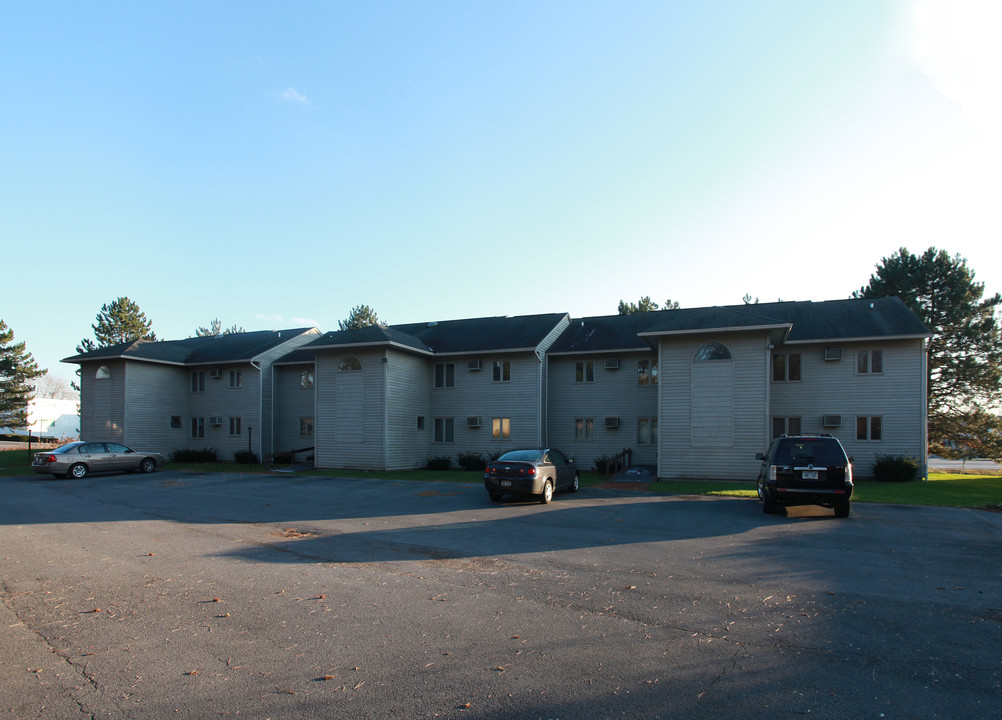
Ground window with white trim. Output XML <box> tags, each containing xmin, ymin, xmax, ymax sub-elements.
<box><xmin>434</xmin><ymin>417</ymin><xmax>455</xmax><ymax>443</ymax></box>
<box><xmin>491</xmin><ymin>417</ymin><xmax>511</xmax><ymax>440</ymax></box>
<box><xmin>300</xmin><ymin>417</ymin><xmax>314</xmax><ymax>437</ymax></box>
<box><xmin>493</xmin><ymin>360</ymin><xmax>510</xmax><ymax>382</ymax></box>
<box><xmin>300</xmin><ymin>369</ymin><xmax>314</xmax><ymax>388</ymax></box>
<box><xmin>856</xmin><ymin>416</ymin><xmax>882</xmax><ymax>441</ymax></box>
<box><xmin>772</xmin><ymin>416</ymin><xmax>802</xmax><ymax>439</ymax></box>
<box><xmin>435</xmin><ymin>363</ymin><xmax>455</xmax><ymax>388</ymax></box>
<box><xmin>772</xmin><ymin>353</ymin><xmax>801</xmax><ymax>382</ymax></box>
<box><xmin>229</xmin><ymin>370</ymin><xmax>242</xmax><ymax>388</ymax></box>
<box><xmin>857</xmin><ymin>349</ymin><xmax>883</xmax><ymax>374</ymax></box>
<box><xmin>637</xmin><ymin>359</ymin><xmax>659</xmax><ymax>386</ymax></box>
<box><xmin>574</xmin><ymin>418</ymin><xmax>594</xmax><ymax>441</ymax></box>
<box><xmin>191</xmin><ymin>371</ymin><xmax>205</xmax><ymax>392</ymax></box>
<box><xmin>229</xmin><ymin>417</ymin><xmax>241</xmax><ymax>435</ymax></box>
<box><xmin>575</xmin><ymin>361</ymin><xmax>595</xmax><ymax>383</ymax></box>
<box><xmin>637</xmin><ymin>417</ymin><xmax>658</xmax><ymax>445</ymax></box>
<box><xmin>191</xmin><ymin>417</ymin><xmax>205</xmax><ymax>438</ymax></box>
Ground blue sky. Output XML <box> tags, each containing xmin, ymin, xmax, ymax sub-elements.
<box><xmin>3</xmin><ymin>0</ymin><xmax>1000</xmax><ymax>384</ymax></box>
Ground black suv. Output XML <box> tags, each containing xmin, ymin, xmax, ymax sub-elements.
<box><xmin>756</xmin><ymin>434</ymin><xmax>853</xmax><ymax>517</ymax></box>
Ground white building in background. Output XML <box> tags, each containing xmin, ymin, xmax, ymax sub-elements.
<box><xmin>27</xmin><ymin>398</ymin><xmax>79</xmax><ymax>439</ymax></box>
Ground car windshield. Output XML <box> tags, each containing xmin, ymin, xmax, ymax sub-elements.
<box><xmin>497</xmin><ymin>450</ymin><xmax>543</xmax><ymax>463</ymax></box>
<box><xmin>774</xmin><ymin>439</ymin><xmax>845</xmax><ymax>466</ymax></box>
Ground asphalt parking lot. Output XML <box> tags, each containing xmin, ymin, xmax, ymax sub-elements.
<box><xmin>1</xmin><ymin>469</ymin><xmax>1000</xmax><ymax>720</ymax></box>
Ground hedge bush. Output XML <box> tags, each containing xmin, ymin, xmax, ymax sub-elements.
<box><xmin>234</xmin><ymin>450</ymin><xmax>260</xmax><ymax>465</ymax></box>
<box><xmin>426</xmin><ymin>455</ymin><xmax>452</xmax><ymax>470</ymax></box>
<box><xmin>171</xmin><ymin>447</ymin><xmax>217</xmax><ymax>463</ymax></box>
<box><xmin>872</xmin><ymin>454</ymin><xmax>920</xmax><ymax>482</ymax></box>
<box><xmin>457</xmin><ymin>451</ymin><xmax>485</xmax><ymax>471</ymax></box>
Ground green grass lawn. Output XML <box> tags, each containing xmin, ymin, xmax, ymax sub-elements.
<box><xmin>3</xmin><ymin>448</ymin><xmax>999</xmax><ymax>510</ymax></box>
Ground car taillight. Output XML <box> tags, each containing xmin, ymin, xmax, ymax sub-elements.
<box><xmin>485</xmin><ymin>465</ymin><xmax>493</xmax><ymax>474</ymax></box>
<box><xmin>768</xmin><ymin>465</ymin><xmax>776</xmax><ymax>481</ymax></box>
<box><xmin>526</xmin><ymin>467</ymin><xmax>536</xmax><ymax>476</ymax></box>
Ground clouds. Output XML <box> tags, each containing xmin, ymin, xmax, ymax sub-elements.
<box><xmin>278</xmin><ymin>87</ymin><xmax>310</xmax><ymax>104</ymax></box>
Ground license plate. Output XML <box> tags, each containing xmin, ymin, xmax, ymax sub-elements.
<box><xmin>501</xmin><ymin>480</ymin><xmax>512</xmax><ymax>488</ymax></box>
<box><xmin>802</xmin><ymin>470</ymin><xmax>818</xmax><ymax>480</ymax></box>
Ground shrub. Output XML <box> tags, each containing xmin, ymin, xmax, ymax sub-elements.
<box><xmin>487</xmin><ymin>450</ymin><xmax>506</xmax><ymax>462</ymax></box>
<box><xmin>426</xmin><ymin>455</ymin><xmax>452</xmax><ymax>470</ymax></box>
<box><xmin>171</xmin><ymin>447</ymin><xmax>217</xmax><ymax>463</ymax></box>
<box><xmin>592</xmin><ymin>454</ymin><xmax>617</xmax><ymax>473</ymax></box>
<box><xmin>457</xmin><ymin>451</ymin><xmax>485</xmax><ymax>471</ymax></box>
<box><xmin>872</xmin><ymin>454</ymin><xmax>920</xmax><ymax>482</ymax></box>
<box><xmin>234</xmin><ymin>450</ymin><xmax>260</xmax><ymax>465</ymax></box>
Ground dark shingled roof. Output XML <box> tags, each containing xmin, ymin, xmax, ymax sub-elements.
<box><xmin>306</xmin><ymin>313</ymin><xmax>570</xmax><ymax>355</ymax></box>
<box><xmin>63</xmin><ymin>329</ymin><xmax>315</xmax><ymax>366</ymax></box>
<box><xmin>550</xmin><ymin>297</ymin><xmax>928</xmax><ymax>354</ymax></box>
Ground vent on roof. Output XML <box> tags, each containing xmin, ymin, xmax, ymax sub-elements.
<box><xmin>605</xmin><ymin>358</ymin><xmax>620</xmax><ymax>370</ymax></box>
<box><xmin>822</xmin><ymin>415</ymin><xmax>842</xmax><ymax>428</ymax></box>
<box><xmin>209</xmin><ymin>416</ymin><xmax>224</xmax><ymax>426</ymax></box>
<box><xmin>824</xmin><ymin>347</ymin><xmax>843</xmax><ymax>361</ymax></box>
<box><xmin>467</xmin><ymin>416</ymin><xmax>481</xmax><ymax>429</ymax></box>
<box><xmin>467</xmin><ymin>359</ymin><xmax>482</xmax><ymax>371</ymax></box>
<box><xmin>209</xmin><ymin>368</ymin><xmax>223</xmax><ymax>379</ymax></box>
<box><xmin>604</xmin><ymin>417</ymin><xmax>620</xmax><ymax>429</ymax></box>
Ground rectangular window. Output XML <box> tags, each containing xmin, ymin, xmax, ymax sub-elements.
<box><xmin>416</xmin><ymin>416</ymin><xmax>424</xmax><ymax>430</ymax></box>
<box><xmin>190</xmin><ymin>416</ymin><xmax>204</xmax><ymax>438</ymax></box>
<box><xmin>434</xmin><ymin>363</ymin><xmax>455</xmax><ymax>388</ymax></box>
<box><xmin>857</xmin><ymin>349</ymin><xmax>884</xmax><ymax>375</ymax></box>
<box><xmin>300</xmin><ymin>369</ymin><xmax>314</xmax><ymax>388</ymax></box>
<box><xmin>637</xmin><ymin>418</ymin><xmax>658</xmax><ymax>445</ymax></box>
<box><xmin>491</xmin><ymin>417</ymin><xmax>511</xmax><ymax>440</ymax></box>
<box><xmin>574</xmin><ymin>418</ymin><xmax>594</xmax><ymax>441</ymax></box>
<box><xmin>229</xmin><ymin>417</ymin><xmax>241</xmax><ymax>435</ymax></box>
<box><xmin>300</xmin><ymin>417</ymin><xmax>314</xmax><ymax>437</ymax></box>
<box><xmin>856</xmin><ymin>416</ymin><xmax>882</xmax><ymax>441</ymax></box>
<box><xmin>575</xmin><ymin>361</ymin><xmax>595</xmax><ymax>383</ymax></box>
<box><xmin>493</xmin><ymin>360</ymin><xmax>511</xmax><ymax>382</ymax></box>
<box><xmin>637</xmin><ymin>359</ymin><xmax>659</xmax><ymax>386</ymax></box>
<box><xmin>434</xmin><ymin>418</ymin><xmax>455</xmax><ymax>443</ymax></box>
<box><xmin>229</xmin><ymin>370</ymin><xmax>242</xmax><ymax>388</ymax></box>
<box><xmin>772</xmin><ymin>353</ymin><xmax>801</xmax><ymax>382</ymax></box>
<box><xmin>191</xmin><ymin>372</ymin><xmax>205</xmax><ymax>393</ymax></box>
<box><xmin>772</xmin><ymin>416</ymin><xmax>802</xmax><ymax>439</ymax></box>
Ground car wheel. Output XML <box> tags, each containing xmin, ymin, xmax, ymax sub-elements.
<box><xmin>834</xmin><ymin>499</ymin><xmax>851</xmax><ymax>518</ymax></box>
<box><xmin>540</xmin><ymin>480</ymin><xmax>553</xmax><ymax>504</ymax></box>
<box><xmin>139</xmin><ymin>458</ymin><xmax>156</xmax><ymax>473</ymax></box>
<box><xmin>568</xmin><ymin>473</ymin><xmax>580</xmax><ymax>493</ymax></box>
<box><xmin>69</xmin><ymin>463</ymin><xmax>88</xmax><ymax>479</ymax></box>
<box><xmin>488</xmin><ymin>491</ymin><xmax>504</xmax><ymax>502</ymax></box>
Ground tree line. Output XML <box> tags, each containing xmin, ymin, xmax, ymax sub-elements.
<box><xmin>3</xmin><ymin>248</ymin><xmax>1001</xmax><ymax>460</ymax></box>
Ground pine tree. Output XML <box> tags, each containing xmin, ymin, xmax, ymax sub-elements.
<box><xmin>617</xmin><ymin>297</ymin><xmax>680</xmax><ymax>314</ymax></box>
<box><xmin>0</xmin><ymin>319</ymin><xmax>45</xmax><ymax>430</ymax></box>
<box><xmin>195</xmin><ymin>318</ymin><xmax>245</xmax><ymax>337</ymax></box>
<box><xmin>339</xmin><ymin>305</ymin><xmax>383</xmax><ymax>331</ymax></box>
<box><xmin>856</xmin><ymin>247</ymin><xmax>1002</xmax><ymax>445</ymax></box>
<box><xmin>76</xmin><ymin>297</ymin><xmax>156</xmax><ymax>354</ymax></box>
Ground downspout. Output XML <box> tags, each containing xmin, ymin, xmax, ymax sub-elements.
<box><xmin>921</xmin><ymin>338</ymin><xmax>929</xmax><ymax>481</ymax></box>
<box><xmin>765</xmin><ymin>338</ymin><xmax>772</xmax><ymax>446</ymax></box>
<box><xmin>537</xmin><ymin>349</ymin><xmax>545</xmax><ymax>447</ymax></box>
<box><xmin>383</xmin><ymin>352</ymin><xmax>389</xmax><ymax>471</ymax></box>
<box><xmin>251</xmin><ymin>358</ymin><xmax>262</xmax><ymax>461</ymax></box>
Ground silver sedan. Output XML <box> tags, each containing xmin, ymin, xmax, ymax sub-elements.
<box><xmin>32</xmin><ymin>441</ymin><xmax>165</xmax><ymax>479</ymax></box>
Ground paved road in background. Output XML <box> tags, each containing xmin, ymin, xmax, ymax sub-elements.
<box><xmin>1</xmin><ymin>471</ymin><xmax>999</xmax><ymax>720</ymax></box>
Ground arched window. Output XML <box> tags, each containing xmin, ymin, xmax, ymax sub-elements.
<box><xmin>338</xmin><ymin>356</ymin><xmax>362</xmax><ymax>372</ymax></box>
<box><xmin>694</xmin><ymin>342</ymin><xmax>731</xmax><ymax>361</ymax></box>
<box><xmin>95</xmin><ymin>365</ymin><xmax>112</xmax><ymax>379</ymax></box>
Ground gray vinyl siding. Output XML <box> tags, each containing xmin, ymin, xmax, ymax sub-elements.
<box><xmin>536</xmin><ymin>315</ymin><xmax>571</xmax><ymax>444</ymax></box>
<box><xmin>658</xmin><ymin>332</ymin><xmax>770</xmax><ymax>480</ymax></box>
<box><xmin>315</xmin><ymin>349</ymin><xmax>386</xmax><ymax>470</ymax></box>
<box><xmin>385</xmin><ymin>351</ymin><xmax>431</xmax><ymax>470</ymax></box>
<box><xmin>122</xmin><ymin>361</ymin><xmax>188</xmax><ymax>454</ymax></box>
<box><xmin>273</xmin><ymin>364</ymin><xmax>316</xmax><ymax>456</ymax></box>
<box><xmin>251</xmin><ymin>329</ymin><xmax>321</xmax><ymax>455</ymax></box>
<box><xmin>771</xmin><ymin>339</ymin><xmax>925</xmax><ymax>478</ymax></box>
<box><xmin>79</xmin><ymin>360</ymin><xmax>127</xmax><ymax>443</ymax></box>
<box><xmin>185</xmin><ymin>363</ymin><xmax>261</xmax><ymax>461</ymax></box>
<box><xmin>547</xmin><ymin>353</ymin><xmax>660</xmax><ymax>469</ymax></box>
<box><xmin>429</xmin><ymin>352</ymin><xmax>542</xmax><ymax>463</ymax></box>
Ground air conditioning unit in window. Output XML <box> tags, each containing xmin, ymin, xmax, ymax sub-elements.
<box><xmin>604</xmin><ymin>358</ymin><xmax>620</xmax><ymax>370</ymax></box>
<box><xmin>604</xmin><ymin>417</ymin><xmax>620</xmax><ymax>429</ymax></box>
<box><xmin>467</xmin><ymin>360</ymin><xmax>482</xmax><ymax>371</ymax></box>
<box><xmin>209</xmin><ymin>368</ymin><xmax>223</xmax><ymax>378</ymax></box>
<box><xmin>209</xmin><ymin>416</ymin><xmax>224</xmax><ymax>425</ymax></box>
<box><xmin>824</xmin><ymin>347</ymin><xmax>843</xmax><ymax>361</ymax></box>
<box><xmin>822</xmin><ymin>415</ymin><xmax>842</xmax><ymax>427</ymax></box>
<box><xmin>466</xmin><ymin>416</ymin><xmax>481</xmax><ymax>428</ymax></box>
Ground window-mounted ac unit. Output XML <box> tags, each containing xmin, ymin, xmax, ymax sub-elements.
<box><xmin>209</xmin><ymin>368</ymin><xmax>223</xmax><ymax>378</ymax></box>
<box><xmin>822</xmin><ymin>414</ymin><xmax>842</xmax><ymax>427</ymax></box>
<box><xmin>605</xmin><ymin>358</ymin><xmax>620</xmax><ymax>370</ymax></box>
<box><xmin>466</xmin><ymin>416</ymin><xmax>481</xmax><ymax>428</ymax></box>
<box><xmin>467</xmin><ymin>360</ymin><xmax>482</xmax><ymax>371</ymax></box>
<box><xmin>824</xmin><ymin>347</ymin><xmax>843</xmax><ymax>361</ymax></box>
<box><xmin>209</xmin><ymin>416</ymin><xmax>224</xmax><ymax>425</ymax></box>
<box><xmin>604</xmin><ymin>417</ymin><xmax>620</xmax><ymax>429</ymax></box>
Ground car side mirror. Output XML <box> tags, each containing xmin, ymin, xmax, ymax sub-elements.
<box><xmin>755</xmin><ymin>453</ymin><xmax>765</xmax><ymax>461</ymax></box>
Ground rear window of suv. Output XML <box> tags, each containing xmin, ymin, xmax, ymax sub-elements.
<box><xmin>772</xmin><ymin>438</ymin><xmax>846</xmax><ymax>466</ymax></box>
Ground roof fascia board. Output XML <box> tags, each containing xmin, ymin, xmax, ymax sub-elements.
<box><xmin>547</xmin><ymin>348</ymin><xmax>655</xmax><ymax>357</ymax></box>
<box><xmin>431</xmin><ymin>346</ymin><xmax>540</xmax><ymax>357</ymax></box>
<box><xmin>62</xmin><ymin>355</ymin><xmax>188</xmax><ymax>367</ymax></box>
<box><xmin>783</xmin><ymin>333</ymin><xmax>931</xmax><ymax>345</ymax></box>
<box><xmin>638</xmin><ymin>323</ymin><xmax>792</xmax><ymax>338</ymax></box>
<box><xmin>310</xmin><ymin>341</ymin><xmax>434</xmax><ymax>356</ymax></box>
